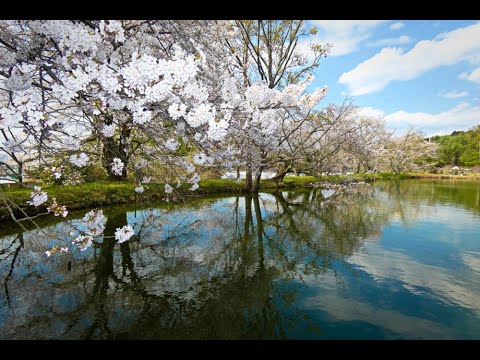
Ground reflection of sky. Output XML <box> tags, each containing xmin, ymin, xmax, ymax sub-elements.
<box><xmin>294</xmin><ymin>251</ymin><xmax>480</xmax><ymax>339</ymax></box>
<box><xmin>349</xmin><ymin>243</ymin><xmax>480</xmax><ymax>313</ymax></box>
<box><xmin>297</xmin><ymin>272</ymin><xmax>454</xmax><ymax>339</ymax></box>
<box><xmin>285</xmin><ymin>182</ymin><xmax>480</xmax><ymax>339</ymax></box>
<box><xmin>1</xmin><ymin>180</ymin><xmax>480</xmax><ymax>339</ymax></box>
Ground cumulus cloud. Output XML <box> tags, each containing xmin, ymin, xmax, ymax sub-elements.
<box><xmin>459</xmin><ymin>67</ymin><xmax>480</xmax><ymax>83</ymax></box>
<box><xmin>367</xmin><ymin>35</ymin><xmax>412</xmax><ymax>48</ymax></box>
<box><xmin>357</xmin><ymin>106</ymin><xmax>386</xmax><ymax>118</ymax></box>
<box><xmin>439</xmin><ymin>90</ymin><xmax>469</xmax><ymax>99</ymax></box>
<box><xmin>390</xmin><ymin>22</ymin><xmax>405</xmax><ymax>30</ymax></box>
<box><xmin>339</xmin><ymin>23</ymin><xmax>480</xmax><ymax>95</ymax></box>
<box><xmin>303</xmin><ymin>20</ymin><xmax>387</xmax><ymax>57</ymax></box>
<box><xmin>358</xmin><ymin>103</ymin><xmax>480</xmax><ymax>136</ymax></box>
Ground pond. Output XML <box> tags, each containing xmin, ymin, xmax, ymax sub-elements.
<box><xmin>1</xmin><ymin>179</ymin><xmax>479</xmax><ymax>339</ymax></box>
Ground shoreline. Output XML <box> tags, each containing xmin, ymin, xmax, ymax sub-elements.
<box><xmin>1</xmin><ymin>172</ymin><xmax>479</xmax><ymax>224</ymax></box>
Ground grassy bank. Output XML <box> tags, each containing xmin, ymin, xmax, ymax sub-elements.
<box><xmin>402</xmin><ymin>172</ymin><xmax>480</xmax><ymax>180</ymax></box>
<box><xmin>2</xmin><ymin>172</ymin><xmax>479</xmax><ymax>223</ymax></box>
<box><xmin>0</xmin><ymin>176</ymin><xmax>320</xmax><ymax>222</ymax></box>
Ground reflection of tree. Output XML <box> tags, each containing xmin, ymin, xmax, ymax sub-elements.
<box><xmin>374</xmin><ymin>180</ymin><xmax>480</xmax><ymax>216</ymax></box>
<box><xmin>3</xmin><ymin>181</ymin><xmax>478</xmax><ymax>339</ymax></box>
<box><xmin>265</xmin><ymin>188</ymin><xmax>388</xmax><ymax>276</ymax></box>
<box><xmin>2</xmin><ymin>232</ymin><xmax>23</xmax><ymax>314</ymax></box>
<box><xmin>82</xmin><ymin>211</ymin><xmax>123</xmax><ymax>339</ymax></box>
<box><xmin>0</xmin><ymin>189</ymin><xmax>382</xmax><ymax>339</ymax></box>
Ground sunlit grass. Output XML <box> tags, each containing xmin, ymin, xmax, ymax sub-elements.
<box><xmin>0</xmin><ymin>176</ymin><xmax>321</xmax><ymax>221</ymax></box>
<box><xmin>2</xmin><ymin>172</ymin><xmax>479</xmax><ymax>222</ymax></box>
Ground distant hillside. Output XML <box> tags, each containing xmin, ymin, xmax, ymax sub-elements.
<box><xmin>430</xmin><ymin>125</ymin><xmax>480</xmax><ymax>167</ymax></box>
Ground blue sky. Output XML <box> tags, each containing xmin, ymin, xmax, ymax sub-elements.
<box><xmin>304</xmin><ymin>20</ymin><xmax>480</xmax><ymax>136</ymax></box>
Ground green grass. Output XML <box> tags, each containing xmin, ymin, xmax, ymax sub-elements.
<box><xmin>0</xmin><ymin>176</ymin><xmax>321</xmax><ymax>222</ymax></box>
<box><xmin>403</xmin><ymin>172</ymin><xmax>480</xmax><ymax>180</ymax></box>
<box><xmin>3</xmin><ymin>172</ymin><xmax>478</xmax><ymax>223</ymax></box>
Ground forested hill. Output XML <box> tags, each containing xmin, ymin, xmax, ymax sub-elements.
<box><xmin>431</xmin><ymin>126</ymin><xmax>480</xmax><ymax>167</ymax></box>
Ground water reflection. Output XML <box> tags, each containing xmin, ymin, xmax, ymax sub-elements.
<box><xmin>0</xmin><ymin>180</ymin><xmax>479</xmax><ymax>339</ymax></box>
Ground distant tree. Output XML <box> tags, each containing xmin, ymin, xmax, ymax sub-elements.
<box><xmin>432</xmin><ymin>126</ymin><xmax>480</xmax><ymax>167</ymax></box>
<box><xmin>376</xmin><ymin>129</ymin><xmax>437</xmax><ymax>174</ymax></box>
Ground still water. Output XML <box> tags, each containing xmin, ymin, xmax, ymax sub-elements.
<box><xmin>1</xmin><ymin>179</ymin><xmax>479</xmax><ymax>339</ymax></box>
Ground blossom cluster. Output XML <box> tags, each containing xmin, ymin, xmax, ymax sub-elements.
<box><xmin>70</xmin><ymin>153</ymin><xmax>90</xmax><ymax>167</ymax></box>
<box><xmin>27</xmin><ymin>187</ymin><xmax>48</xmax><ymax>207</ymax></box>
<box><xmin>111</xmin><ymin>158</ymin><xmax>124</xmax><ymax>176</ymax></box>
<box><xmin>47</xmin><ymin>198</ymin><xmax>68</xmax><ymax>217</ymax></box>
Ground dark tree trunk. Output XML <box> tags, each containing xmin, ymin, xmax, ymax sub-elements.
<box><xmin>17</xmin><ymin>162</ymin><xmax>23</xmax><ymax>184</ymax></box>
<box><xmin>103</xmin><ymin>137</ymin><xmax>128</xmax><ymax>180</ymax></box>
<box><xmin>271</xmin><ymin>163</ymin><xmax>293</xmax><ymax>183</ymax></box>
<box><xmin>245</xmin><ymin>166</ymin><xmax>253</xmax><ymax>192</ymax></box>
<box><xmin>101</xmin><ymin>120</ymin><xmax>131</xmax><ymax>181</ymax></box>
<box><xmin>252</xmin><ymin>166</ymin><xmax>263</xmax><ymax>192</ymax></box>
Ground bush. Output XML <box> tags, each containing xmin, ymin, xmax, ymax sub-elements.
<box><xmin>84</xmin><ymin>163</ymin><xmax>109</xmax><ymax>182</ymax></box>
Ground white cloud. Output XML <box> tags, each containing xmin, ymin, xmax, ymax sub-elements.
<box><xmin>367</xmin><ymin>35</ymin><xmax>412</xmax><ymax>48</ymax></box>
<box><xmin>459</xmin><ymin>67</ymin><xmax>480</xmax><ymax>83</ymax></box>
<box><xmin>305</xmin><ymin>20</ymin><xmax>387</xmax><ymax>57</ymax></box>
<box><xmin>359</xmin><ymin>103</ymin><xmax>480</xmax><ymax>136</ymax></box>
<box><xmin>390</xmin><ymin>22</ymin><xmax>405</xmax><ymax>30</ymax></box>
<box><xmin>339</xmin><ymin>23</ymin><xmax>480</xmax><ymax>95</ymax></box>
<box><xmin>357</xmin><ymin>106</ymin><xmax>386</xmax><ymax>118</ymax></box>
<box><xmin>440</xmin><ymin>90</ymin><xmax>469</xmax><ymax>99</ymax></box>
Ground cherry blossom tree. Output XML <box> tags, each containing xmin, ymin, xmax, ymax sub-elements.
<box><xmin>0</xmin><ymin>20</ymin><xmax>344</xmax><ymax>259</ymax></box>
<box><xmin>216</xmin><ymin>20</ymin><xmax>331</xmax><ymax>192</ymax></box>
<box><xmin>0</xmin><ymin>20</ymin><xmax>240</xmax><ymax>253</ymax></box>
<box><xmin>268</xmin><ymin>99</ymin><xmax>360</xmax><ymax>179</ymax></box>
<box><xmin>375</xmin><ymin>128</ymin><xmax>437</xmax><ymax>174</ymax></box>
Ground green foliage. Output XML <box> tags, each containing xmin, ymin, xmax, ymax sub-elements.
<box><xmin>83</xmin><ymin>163</ymin><xmax>109</xmax><ymax>182</ymax></box>
<box><xmin>432</xmin><ymin>126</ymin><xmax>480</xmax><ymax>167</ymax></box>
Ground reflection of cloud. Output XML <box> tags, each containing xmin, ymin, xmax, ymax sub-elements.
<box><xmin>0</xmin><ymin>235</ymin><xmax>18</xmax><ymax>262</ymax></box>
<box><xmin>302</xmin><ymin>293</ymin><xmax>451</xmax><ymax>339</ymax></box>
<box><xmin>461</xmin><ymin>251</ymin><xmax>480</xmax><ymax>274</ymax></box>
<box><xmin>349</xmin><ymin>244</ymin><xmax>480</xmax><ymax>314</ymax></box>
<box><xmin>299</xmin><ymin>272</ymin><xmax>452</xmax><ymax>339</ymax></box>
<box><xmin>388</xmin><ymin>204</ymin><xmax>478</xmax><ymax>245</ymax></box>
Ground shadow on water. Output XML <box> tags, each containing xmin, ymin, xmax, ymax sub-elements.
<box><xmin>0</xmin><ymin>179</ymin><xmax>479</xmax><ymax>339</ymax></box>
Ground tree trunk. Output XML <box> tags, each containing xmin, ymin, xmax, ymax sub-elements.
<box><xmin>271</xmin><ymin>162</ymin><xmax>292</xmax><ymax>183</ymax></box>
<box><xmin>17</xmin><ymin>162</ymin><xmax>23</xmax><ymax>184</ymax></box>
<box><xmin>454</xmin><ymin>154</ymin><xmax>459</xmax><ymax>166</ymax></box>
<box><xmin>245</xmin><ymin>166</ymin><xmax>253</xmax><ymax>192</ymax></box>
<box><xmin>356</xmin><ymin>163</ymin><xmax>362</xmax><ymax>174</ymax></box>
<box><xmin>101</xmin><ymin>115</ymin><xmax>131</xmax><ymax>181</ymax></box>
<box><xmin>252</xmin><ymin>166</ymin><xmax>263</xmax><ymax>192</ymax></box>
<box><xmin>102</xmin><ymin>136</ymin><xmax>128</xmax><ymax>180</ymax></box>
